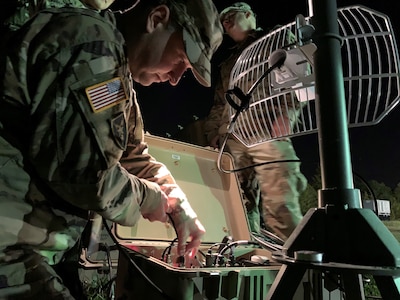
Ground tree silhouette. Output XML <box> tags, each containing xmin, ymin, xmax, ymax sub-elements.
<box><xmin>299</xmin><ymin>168</ymin><xmax>400</xmax><ymax>220</ymax></box>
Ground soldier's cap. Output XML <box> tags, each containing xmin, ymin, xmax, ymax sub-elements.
<box><xmin>169</xmin><ymin>0</ymin><xmax>223</xmax><ymax>87</ymax></box>
<box><xmin>219</xmin><ymin>2</ymin><xmax>253</xmax><ymax>21</ymax></box>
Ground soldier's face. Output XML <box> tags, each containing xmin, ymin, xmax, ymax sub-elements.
<box><xmin>127</xmin><ymin>7</ymin><xmax>192</xmax><ymax>87</ymax></box>
<box><xmin>133</xmin><ymin>30</ymin><xmax>191</xmax><ymax>86</ymax></box>
<box><xmin>221</xmin><ymin>10</ymin><xmax>253</xmax><ymax>42</ymax></box>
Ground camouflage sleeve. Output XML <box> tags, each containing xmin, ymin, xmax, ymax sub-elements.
<box><xmin>3</xmin><ymin>8</ymin><xmax>161</xmax><ymax>226</ymax></box>
<box><xmin>1</xmin><ymin>0</ymin><xmax>88</xmax><ymax>32</ymax></box>
<box><xmin>119</xmin><ymin>101</ymin><xmax>190</xmax><ymax>202</ymax></box>
<box><xmin>116</xmin><ymin>89</ymin><xmax>179</xmax><ymax>186</ymax></box>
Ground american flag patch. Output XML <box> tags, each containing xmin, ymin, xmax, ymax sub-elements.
<box><xmin>85</xmin><ymin>77</ymin><xmax>128</xmax><ymax>113</ymax></box>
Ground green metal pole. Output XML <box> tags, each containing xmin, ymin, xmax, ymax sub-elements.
<box><xmin>312</xmin><ymin>0</ymin><xmax>361</xmax><ymax>209</ymax></box>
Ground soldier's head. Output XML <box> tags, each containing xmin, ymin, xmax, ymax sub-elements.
<box><xmin>219</xmin><ymin>2</ymin><xmax>257</xmax><ymax>43</ymax></box>
<box><xmin>115</xmin><ymin>0</ymin><xmax>223</xmax><ymax>87</ymax></box>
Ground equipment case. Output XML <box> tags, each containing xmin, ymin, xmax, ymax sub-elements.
<box><xmin>80</xmin><ymin>135</ymin><xmax>332</xmax><ymax>299</ymax></box>
<box><xmin>114</xmin><ymin>135</ymin><xmax>285</xmax><ymax>300</ymax></box>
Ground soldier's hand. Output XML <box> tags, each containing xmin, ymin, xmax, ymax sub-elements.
<box><xmin>140</xmin><ymin>189</ymin><xmax>170</xmax><ymax>223</ymax></box>
<box><xmin>161</xmin><ymin>184</ymin><xmax>206</xmax><ymax>259</ymax></box>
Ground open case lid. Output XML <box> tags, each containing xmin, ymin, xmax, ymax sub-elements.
<box><xmin>113</xmin><ymin>134</ymin><xmax>251</xmax><ymax>245</ymax></box>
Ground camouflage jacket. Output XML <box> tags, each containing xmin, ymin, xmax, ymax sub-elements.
<box><xmin>2</xmin><ymin>0</ymin><xmax>89</xmax><ymax>31</ymax></box>
<box><xmin>0</xmin><ymin>8</ymin><xmax>179</xmax><ymax>264</ymax></box>
<box><xmin>204</xmin><ymin>28</ymin><xmax>302</xmax><ymax>143</ymax></box>
<box><xmin>204</xmin><ymin>29</ymin><xmax>265</xmax><ymax>143</ymax></box>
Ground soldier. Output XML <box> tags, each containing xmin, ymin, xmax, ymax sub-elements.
<box><xmin>2</xmin><ymin>0</ymin><xmax>121</xmax><ymax>31</ymax></box>
<box><xmin>0</xmin><ymin>0</ymin><xmax>223</xmax><ymax>298</ymax></box>
<box><xmin>204</xmin><ymin>2</ymin><xmax>307</xmax><ymax>240</ymax></box>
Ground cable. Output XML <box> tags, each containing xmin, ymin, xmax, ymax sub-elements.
<box><xmin>216</xmin><ymin>124</ymin><xmax>301</xmax><ymax>174</ymax></box>
<box><xmin>161</xmin><ymin>237</ymin><xmax>178</xmax><ymax>263</ymax></box>
<box><xmin>110</xmin><ymin>0</ymin><xmax>141</xmax><ymax>14</ymax></box>
<box><xmin>101</xmin><ymin>242</ymin><xmax>117</xmax><ymax>300</ymax></box>
<box><xmin>215</xmin><ymin>47</ymin><xmax>303</xmax><ymax>174</ymax></box>
<box><xmin>217</xmin><ymin>240</ymin><xmax>259</xmax><ymax>257</ymax></box>
<box><xmin>353</xmin><ymin>170</ymin><xmax>379</xmax><ymax>216</ymax></box>
<box><xmin>165</xmin><ymin>213</ymin><xmax>187</xmax><ymax>267</ymax></box>
<box><xmin>102</xmin><ymin>219</ymin><xmax>174</xmax><ymax>300</ymax></box>
<box><xmin>259</xmin><ymin>228</ymin><xmax>285</xmax><ymax>245</ymax></box>
<box><xmin>206</xmin><ymin>242</ymin><xmax>230</xmax><ymax>253</ymax></box>
<box><xmin>251</xmin><ymin>233</ymin><xmax>283</xmax><ymax>252</ymax></box>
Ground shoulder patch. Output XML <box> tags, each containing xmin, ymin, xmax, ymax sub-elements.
<box><xmin>85</xmin><ymin>77</ymin><xmax>128</xmax><ymax>113</ymax></box>
<box><xmin>111</xmin><ymin>112</ymin><xmax>128</xmax><ymax>150</ymax></box>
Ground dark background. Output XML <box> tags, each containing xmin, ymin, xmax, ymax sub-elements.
<box><xmin>136</xmin><ymin>0</ymin><xmax>400</xmax><ymax>188</ymax></box>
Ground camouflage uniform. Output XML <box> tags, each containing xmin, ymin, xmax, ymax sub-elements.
<box><xmin>2</xmin><ymin>0</ymin><xmax>89</xmax><ymax>31</ymax></box>
<box><xmin>0</xmin><ymin>7</ymin><xmax>188</xmax><ymax>299</ymax></box>
<box><xmin>204</xmin><ymin>29</ymin><xmax>308</xmax><ymax>240</ymax></box>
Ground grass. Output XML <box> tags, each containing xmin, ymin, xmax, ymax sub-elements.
<box><xmin>382</xmin><ymin>220</ymin><xmax>400</xmax><ymax>242</ymax></box>
<box><xmin>362</xmin><ymin>220</ymin><xmax>400</xmax><ymax>299</ymax></box>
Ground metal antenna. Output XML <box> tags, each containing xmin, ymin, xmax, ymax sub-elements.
<box><xmin>266</xmin><ymin>0</ymin><xmax>400</xmax><ymax>298</ymax></box>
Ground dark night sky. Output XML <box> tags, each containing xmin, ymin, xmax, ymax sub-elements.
<box><xmin>136</xmin><ymin>0</ymin><xmax>400</xmax><ymax>189</ymax></box>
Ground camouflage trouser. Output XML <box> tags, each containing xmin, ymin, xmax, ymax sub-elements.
<box><xmin>0</xmin><ymin>249</ymin><xmax>75</xmax><ymax>299</ymax></box>
<box><xmin>226</xmin><ymin>137</ymin><xmax>307</xmax><ymax>240</ymax></box>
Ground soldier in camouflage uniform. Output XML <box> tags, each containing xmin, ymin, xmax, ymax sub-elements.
<box><xmin>2</xmin><ymin>0</ymin><xmax>120</xmax><ymax>32</ymax></box>
<box><xmin>204</xmin><ymin>2</ymin><xmax>307</xmax><ymax>241</ymax></box>
<box><xmin>0</xmin><ymin>0</ymin><xmax>223</xmax><ymax>298</ymax></box>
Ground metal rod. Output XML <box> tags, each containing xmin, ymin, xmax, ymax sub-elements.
<box><xmin>312</xmin><ymin>0</ymin><xmax>361</xmax><ymax>208</ymax></box>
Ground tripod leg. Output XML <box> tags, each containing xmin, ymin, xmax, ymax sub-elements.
<box><xmin>374</xmin><ymin>275</ymin><xmax>400</xmax><ymax>299</ymax></box>
<box><xmin>266</xmin><ymin>264</ymin><xmax>306</xmax><ymax>300</ymax></box>
<box><xmin>341</xmin><ymin>273</ymin><xmax>364</xmax><ymax>300</ymax></box>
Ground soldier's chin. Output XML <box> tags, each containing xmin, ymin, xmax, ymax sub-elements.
<box><xmin>85</xmin><ymin>0</ymin><xmax>116</xmax><ymax>10</ymax></box>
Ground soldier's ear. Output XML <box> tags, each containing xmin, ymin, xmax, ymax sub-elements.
<box><xmin>146</xmin><ymin>4</ymin><xmax>170</xmax><ymax>33</ymax></box>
